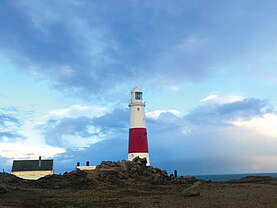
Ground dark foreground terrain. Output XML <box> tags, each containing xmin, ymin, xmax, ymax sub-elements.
<box><xmin>1</xmin><ymin>158</ymin><xmax>277</xmax><ymax>208</ymax></box>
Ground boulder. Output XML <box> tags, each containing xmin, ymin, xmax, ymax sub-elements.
<box><xmin>182</xmin><ymin>181</ymin><xmax>201</xmax><ymax>197</ymax></box>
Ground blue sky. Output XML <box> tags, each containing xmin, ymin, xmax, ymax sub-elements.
<box><xmin>1</xmin><ymin>0</ymin><xmax>277</xmax><ymax>175</ymax></box>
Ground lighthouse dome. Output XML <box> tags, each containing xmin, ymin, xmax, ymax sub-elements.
<box><xmin>131</xmin><ymin>87</ymin><xmax>142</xmax><ymax>93</ymax></box>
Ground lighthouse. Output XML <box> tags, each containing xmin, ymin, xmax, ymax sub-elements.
<box><xmin>128</xmin><ymin>87</ymin><xmax>150</xmax><ymax>166</ymax></box>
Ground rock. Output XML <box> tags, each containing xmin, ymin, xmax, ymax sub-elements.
<box><xmin>152</xmin><ymin>168</ymin><xmax>159</xmax><ymax>174</ymax></box>
<box><xmin>152</xmin><ymin>175</ymin><xmax>165</xmax><ymax>185</ymax></box>
<box><xmin>101</xmin><ymin>161</ymin><xmax>117</xmax><ymax>168</ymax></box>
<box><xmin>120</xmin><ymin>160</ymin><xmax>128</xmax><ymax>171</ymax></box>
<box><xmin>182</xmin><ymin>181</ymin><xmax>201</xmax><ymax>197</ymax></box>
<box><xmin>65</xmin><ymin>157</ymin><xmax>170</xmax><ymax>185</ymax></box>
<box><xmin>161</xmin><ymin>170</ymin><xmax>168</xmax><ymax>177</ymax></box>
<box><xmin>132</xmin><ymin>157</ymin><xmax>147</xmax><ymax>166</ymax></box>
<box><xmin>0</xmin><ymin>185</ymin><xmax>8</xmax><ymax>194</ymax></box>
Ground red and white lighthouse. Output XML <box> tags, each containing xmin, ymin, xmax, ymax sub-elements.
<box><xmin>128</xmin><ymin>87</ymin><xmax>150</xmax><ymax>166</ymax></box>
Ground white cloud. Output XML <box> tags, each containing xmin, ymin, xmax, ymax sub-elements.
<box><xmin>59</xmin><ymin>134</ymin><xmax>101</xmax><ymax>150</ymax></box>
<box><xmin>169</xmin><ymin>86</ymin><xmax>179</xmax><ymax>91</ymax></box>
<box><xmin>0</xmin><ymin>141</ymin><xmax>65</xmax><ymax>160</ymax></box>
<box><xmin>45</xmin><ymin>105</ymin><xmax>106</xmax><ymax>119</ymax></box>
<box><xmin>231</xmin><ymin>113</ymin><xmax>277</xmax><ymax>138</ymax></box>
<box><xmin>0</xmin><ymin>119</ymin><xmax>66</xmax><ymax>159</ymax></box>
<box><xmin>200</xmin><ymin>94</ymin><xmax>244</xmax><ymax>104</ymax></box>
<box><xmin>146</xmin><ymin>110</ymin><xmax>180</xmax><ymax>120</ymax></box>
<box><xmin>60</xmin><ymin>65</ymin><xmax>76</xmax><ymax>78</ymax></box>
<box><xmin>0</xmin><ymin>105</ymin><xmax>107</xmax><ymax>160</ymax></box>
<box><xmin>200</xmin><ymin>94</ymin><xmax>218</xmax><ymax>102</ymax></box>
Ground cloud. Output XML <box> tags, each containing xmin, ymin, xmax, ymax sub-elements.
<box><xmin>39</xmin><ymin>108</ymin><xmax>129</xmax><ymax>149</ymax></box>
<box><xmin>45</xmin><ymin>105</ymin><xmax>106</xmax><ymax>120</ymax></box>
<box><xmin>92</xmin><ymin>108</ymin><xmax>129</xmax><ymax>132</ymax></box>
<box><xmin>146</xmin><ymin>110</ymin><xmax>180</xmax><ymax>120</ymax></box>
<box><xmin>200</xmin><ymin>94</ymin><xmax>244</xmax><ymax>104</ymax></box>
<box><xmin>232</xmin><ymin>113</ymin><xmax>277</xmax><ymax>138</ymax></box>
<box><xmin>2</xmin><ymin>0</ymin><xmax>277</xmax><ymax>98</ymax></box>
<box><xmin>0</xmin><ymin>107</ymin><xmax>23</xmax><ymax>141</ymax></box>
<box><xmin>0</xmin><ymin>106</ymin><xmax>66</xmax><ymax>161</ymax></box>
<box><xmin>0</xmin><ymin>132</ymin><xmax>23</xmax><ymax>140</ymax></box>
<box><xmin>168</xmin><ymin>86</ymin><xmax>179</xmax><ymax>91</ymax></box>
<box><xmin>186</xmin><ymin>97</ymin><xmax>272</xmax><ymax>126</ymax></box>
<box><xmin>40</xmin><ymin>117</ymin><xmax>100</xmax><ymax>148</ymax></box>
<box><xmin>146</xmin><ymin>98</ymin><xmax>277</xmax><ymax>174</ymax></box>
<box><xmin>0</xmin><ymin>108</ymin><xmax>21</xmax><ymax>128</ymax></box>
<box><xmin>0</xmin><ymin>141</ymin><xmax>65</xmax><ymax>160</ymax></box>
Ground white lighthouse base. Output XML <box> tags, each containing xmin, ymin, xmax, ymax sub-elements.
<box><xmin>128</xmin><ymin>152</ymin><xmax>150</xmax><ymax>166</ymax></box>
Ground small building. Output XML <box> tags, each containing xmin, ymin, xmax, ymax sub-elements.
<box><xmin>76</xmin><ymin>161</ymin><xmax>96</xmax><ymax>171</ymax></box>
<box><xmin>12</xmin><ymin>156</ymin><xmax>53</xmax><ymax>180</ymax></box>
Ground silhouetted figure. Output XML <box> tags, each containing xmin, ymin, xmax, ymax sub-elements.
<box><xmin>174</xmin><ymin>169</ymin><xmax>177</xmax><ymax>178</ymax></box>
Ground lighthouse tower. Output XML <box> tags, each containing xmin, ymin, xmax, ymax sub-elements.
<box><xmin>128</xmin><ymin>87</ymin><xmax>150</xmax><ymax>166</ymax></box>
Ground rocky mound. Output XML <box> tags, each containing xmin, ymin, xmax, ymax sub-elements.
<box><xmin>85</xmin><ymin>157</ymin><xmax>199</xmax><ymax>185</ymax></box>
<box><xmin>0</xmin><ymin>172</ymin><xmax>25</xmax><ymax>185</ymax></box>
<box><xmin>0</xmin><ymin>173</ymin><xmax>26</xmax><ymax>193</ymax></box>
<box><xmin>86</xmin><ymin>157</ymin><xmax>169</xmax><ymax>185</ymax></box>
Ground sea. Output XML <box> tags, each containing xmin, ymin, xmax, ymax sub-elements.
<box><xmin>195</xmin><ymin>172</ymin><xmax>277</xmax><ymax>182</ymax></box>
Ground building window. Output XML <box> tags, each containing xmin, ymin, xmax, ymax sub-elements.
<box><xmin>137</xmin><ymin>108</ymin><xmax>140</xmax><ymax>111</ymax></box>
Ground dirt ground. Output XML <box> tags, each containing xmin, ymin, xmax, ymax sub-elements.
<box><xmin>1</xmin><ymin>181</ymin><xmax>277</xmax><ymax>208</ymax></box>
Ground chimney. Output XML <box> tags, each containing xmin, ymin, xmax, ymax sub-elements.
<box><xmin>39</xmin><ymin>156</ymin><xmax>41</xmax><ymax>168</ymax></box>
<box><xmin>77</xmin><ymin>162</ymin><xmax>80</xmax><ymax>167</ymax></box>
<box><xmin>86</xmin><ymin>161</ymin><xmax>89</xmax><ymax>166</ymax></box>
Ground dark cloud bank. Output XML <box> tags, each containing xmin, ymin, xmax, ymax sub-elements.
<box><xmin>1</xmin><ymin>0</ymin><xmax>277</xmax><ymax>98</ymax></box>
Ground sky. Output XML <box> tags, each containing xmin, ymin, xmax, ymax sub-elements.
<box><xmin>1</xmin><ymin>0</ymin><xmax>277</xmax><ymax>175</ymax></box>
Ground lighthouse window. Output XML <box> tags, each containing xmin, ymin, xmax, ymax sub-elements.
<box><xmin>137</xmin><ymin>108</ymin><xmax>140</xmax><ymax>111</ymax></box>
<box><xmin>135</xmin><ymin>92</ymin><xmax>142</xmax><ymax>100</ymax></box>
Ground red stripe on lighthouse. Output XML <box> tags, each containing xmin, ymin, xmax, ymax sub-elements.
<box><xmin>128</xmin><ymin>128</ymin><xmax>148</xmax><ymax>153</ymax></box>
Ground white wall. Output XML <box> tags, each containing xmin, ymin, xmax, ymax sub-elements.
<box><xmin>12</xmin><ymin>170</ymin><xmax>53</xmax><ymax>180</ymax></box>
<box><xmin>129</xmin><ymin>103</ymin><xmax>146</xmax><ymax>128</ymax></box>
<box><xmin>76</xmin><ymin>166</ymin><xmax>96</xmax><ymax>171</ymax></box>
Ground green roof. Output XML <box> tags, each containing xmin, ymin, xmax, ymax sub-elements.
<box><xmin>12</xmin><ymin>160</ymin><xmax>53</xmax><ymax>172</ymax></box>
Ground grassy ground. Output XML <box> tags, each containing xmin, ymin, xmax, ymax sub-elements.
<box><xmin>1</xmin><ymin>181</ymin><xmax>277</xmax><ymax>208</ymax></box>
